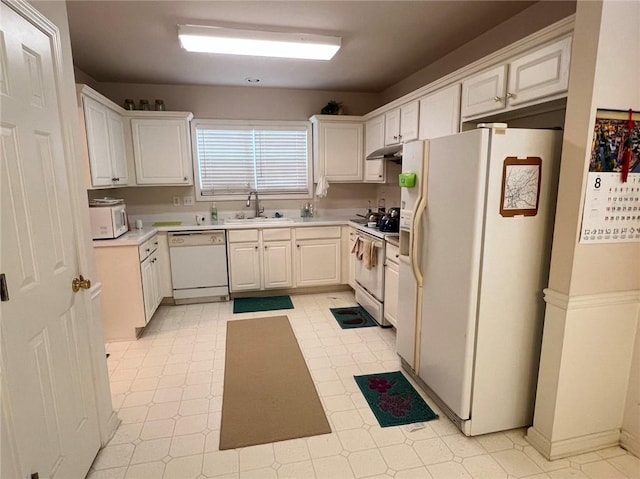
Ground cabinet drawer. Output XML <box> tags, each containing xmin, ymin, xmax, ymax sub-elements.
<box><xmin>139</xmin><ymin>234</ymin><xmax>158</xmax><ymax>261</ymax></box>
<box><xmin>295</xmin><ymin>226</ymin><xmax>341</xmax><ymax>240</ymax></box>
<box><xmin>228</xmin><ymin>229</ymin><xmax>259</xmax><ymax>243</ymax></box>
<box><xmin>386</xmin><ymin>242</ymin><xmax>400</xmax><ymax>263</ymax></box>
<box><xmin>262</xmin><ymin>228</ymin><xmax>291</xmax><ymax>241</ymax></box>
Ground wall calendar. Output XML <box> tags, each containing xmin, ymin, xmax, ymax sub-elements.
<box><xmin>580</xmin><ymin>109</ymin><xmax>640</xmax><ymax>244</ymax></box>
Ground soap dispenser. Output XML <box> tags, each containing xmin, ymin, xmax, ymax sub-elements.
<box><xmin>210</xmin><ymin>203</ymin><xmax>218</xmax><ymax>223</ymax></box>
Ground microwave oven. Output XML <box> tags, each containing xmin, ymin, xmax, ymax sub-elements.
<box><xmin>89</xmin><ymin>203</ymin><xmax>128</xmax><ymax>239</ymax></box>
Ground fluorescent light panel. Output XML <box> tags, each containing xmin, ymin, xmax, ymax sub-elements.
<box><xmin>178</xmin><ymin>24</ymin><xmax>341</xmax><ymax>60</ymax></box>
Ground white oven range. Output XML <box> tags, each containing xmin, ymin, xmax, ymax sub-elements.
<box><xmin>351</xmin><ymin>223</ymin><xmax>398</xmax><ymax>327</ymax></box>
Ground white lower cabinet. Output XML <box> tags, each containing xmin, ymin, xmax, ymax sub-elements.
<box><xmin>263</xmin><ymin>241</ymin><xmax>293</xmax><ymax>289</ymax></box>
<box><xmin>228</xmin><ymin>228</ymin><xmax>293</xmax><ymax>292</ymax></box>
<box><xmin>141</xmin><ymin>249</ymin><xmax>161</xmax><ymax>324</ymax></box>
<box><xmin>384</xmin><ymin>242</ymin><xmax>400</xmax><ymax>327</ymax></box>
<box><xmin>228</xmin><ymin>242</ymin><xmax>262</xmax><ymax>292</ymax></box>
<box><xmin>94</xmin><ymin>234</ymin><xmax>162</xmax><ymax>341</ymax></box>
<box><xmin>294</xmin><ymin>227</ymin><xmax>342</xmax><ymax>287</ymax></box>
<box><xmin>228</xmin><ymin>226</ymin><xmax>344</xmax><ymax>292</ymax></box>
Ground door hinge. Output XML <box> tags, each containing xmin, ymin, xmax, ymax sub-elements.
<box><xmin>0</xmin><ymin>273</ymin><xmax>8</xmax><ymax>301</ymax></box>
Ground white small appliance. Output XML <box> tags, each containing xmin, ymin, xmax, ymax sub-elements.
<box><xmin>397</xmin><ymin>126</ymin><xmax>562</xmax><ymax>436</ymax></box>
<box><xmin>89</xmin><ymin>199</ymin><xmax>128</xmax><ymax>239</ymax></box>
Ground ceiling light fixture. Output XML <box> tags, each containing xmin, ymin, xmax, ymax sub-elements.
<box><xmin>178</xmin><ymin>24</ymin><xmax>341</xmax><ymax>61</ymax></box>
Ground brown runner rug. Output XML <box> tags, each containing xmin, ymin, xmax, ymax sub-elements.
<box><xmin>219</xmin><ymin>315</ymin><xmax>331</xmax><ymax>449</ymax></box>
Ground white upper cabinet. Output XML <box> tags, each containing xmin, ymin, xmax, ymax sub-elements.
<box><xmin>79</xmin><ymin>87</ymin><xmax>129</xmax><ymax>188</ymax></box>
<box><xmin>461</xmin><ymin>36</ymin><xmax>572</xmax><ymax>119</ymax></box>
<box><xmin>384</xmin><ymin>100</ymin><xmax>419</xmax><ymax>145</ymax></box>
<box><xmin>130</xmin><ymin>112</ymin><xmax>194</xmax><ymax>186</ymax></box>
<box><xmin>311</xmin><ymin>115</ymin><xmax>363</xmax><ymax>182</ymax></box>
<box><xmin>461</xmin><ymin>65</ymin><xmax>508</xmax><ymax>119</ymax></box>
<box><xmin>418</xmin><ymin>83</ymin><xmax>461</xmax><ymax>140</ymax></box>
<box><xmin>507</xmin><ymin>35</ymin><xmax>572</xmax><ymax>106</ymax></box>
<box><xmin>364</xmin><ymin>115</ymin><xmax>386</xmax><ymax>183</ymax></box>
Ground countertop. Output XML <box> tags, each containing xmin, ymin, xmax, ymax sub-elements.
<box><xmin>93</xmin><ymin>216</ymin><xmax>402</xmax><ymax>247</ymax></box>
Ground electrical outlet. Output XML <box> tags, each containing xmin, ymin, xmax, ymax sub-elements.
<box><xmin>172</xmin><ymin>196</ymin><xmax>181</xmax><ymax>206</ymax></box>
<box><xmin>183</xmin><ymin>196</ymin><xmax>194</xmax><ymax>206</ymax></box>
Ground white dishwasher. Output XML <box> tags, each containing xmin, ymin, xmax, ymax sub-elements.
<box><xmin>169</xmin><ymin>231</ymin><xmax>229</xmax><ymax>304</ymax></box>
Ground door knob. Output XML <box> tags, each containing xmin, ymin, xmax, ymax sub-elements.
<box><xmin>72</xmin><ymin>275</ymin><xmax>91</xmax><ymax>292</ymax></box>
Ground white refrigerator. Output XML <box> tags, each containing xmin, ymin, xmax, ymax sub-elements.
<box><xmin>397</xmin><ymin>126</ymin><xmax>562</xmax><ymax>436</ymax></box>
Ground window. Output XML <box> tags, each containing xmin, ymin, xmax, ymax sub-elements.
<box><xmin>192</xmin><ymin>119</ymin><xmax>312</xmax><ymax>200</ymax></box>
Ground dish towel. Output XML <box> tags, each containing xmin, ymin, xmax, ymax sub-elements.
<box><xmin>315</xmin><ymin>175</ymin><xmax>330</xmax><ymax>198</ymax></box>
<box><xmin>351</xmin><ymin>237</ymin><xmax>364</xmax><ymax>260</ymax></box>
<box><xmin>362</xmin><ymin>240</ymin><xmax>377</xmax><ymax>270</ymax></box>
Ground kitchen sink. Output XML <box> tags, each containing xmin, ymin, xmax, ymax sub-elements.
<box><xmin>224</xmin><ymin>217</ymin><xmax>295</xmax><ymax>225</ymax></box>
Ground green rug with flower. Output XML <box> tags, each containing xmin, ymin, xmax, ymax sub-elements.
<box><xmin>354</xmin><ymin>371</ymin><xmax>438</xmax><ymax>427</ymax></box>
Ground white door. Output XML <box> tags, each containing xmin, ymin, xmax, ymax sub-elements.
<box><xmin>320</xmin><ymin>122</ymin><xmax>363</xmax><ymax>182</ymax></box>
<box><xmin>295</xmin><ymin>240</ymin><xmax>340</xmax><ymax>287</ymax></box>
<box><xmin>82</xmin><ymin>95</ymin><xmax>114</xmax><ymax>187</ymax></box>
<box><xmin>140</xmin><ymin>254</ymin><xmax>155</xmax><ymax>323</ymax></box>
<box><xmin>364</xmin><ymin>116</ymin><xmax>385</xmax><ymax>182</ymax></box>
<box><xmin>228</xmin><ymin>243</ymin><xmax>261</xmax><ymax>291</ymax></box>
<box><xmin>106</xmin><ymin>109</ymin><xmax>128</xmax><ymax>185</ymax></box>
<box><xmin>507</xmin><ymin>36</ymin><xmax>572</xmax><ymax>106</ymax></box>
<box><xmin>399</xmin><ymin>101</ymin><xmax>419</xmax><ymax>142</ymax></box>
<box><xmin>383</xmin><ymin>260</ymin><xmax>399</xmax><ymax>327</ymax></box>
<box><xmin>460</xmin><ymin>64</ymin><xmax>507</xmax><ymax>119</ymax></box>
<box><xmin>263</xmin><ymin>241</ymin><xmax>292</xmax><ymax>289</ymax></box>
<box><xmin>418</xmin><ymin>83</ymin><xmax>461</xmax><ymax>140</ymax></box>
<box><xmin>1</xmin><ymin>2</ymin><xmax>100</xmax><ymax>478</ymax></box>
<box><xmin>419</xmin><ymin>129</ymin><xmax>490</xmax><ymax>420</ymax></box>
<box><xmin>131</xmin><ymin>118</ymin><xmax>193</xmax><ymax>185</ymax></box>
<box><xmin>384</xmin><ymin>108</ymin><xmax>400</xmax><ymax>145</ymax></box>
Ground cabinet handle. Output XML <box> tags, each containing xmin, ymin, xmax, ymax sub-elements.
<box><xmin>264</xmin><ymin>245</ymin><xmax>267</xmax><ymax>250</ymax></box>
<box><xmin>506</xmin><ymin>92</ymin><xmax>514</xmax><ymax>99</ymax></box>
<box><xmin>378</xmin><ymin>174</ymin><xmax>383</xmax><ymax>178</ymax></box>
<box><xmin>296</xmin><ymin>244</ymin><xmax>300</xmax><ymax>248</ymax></box>
<box><xmin>493</xmin><ymin>96</ymin><xmax>503</xmax><ymax>102</ymax></box>
<box><xmin>183</xmin><ymin>177</ymin><xmax>188</xmax><ymax>181</ymax></box>
<box><xmin>255</xmin><ymin>246</ymin><xmax>258</xmax><ymax>250</ymax></box>
<box><xmin>112</xmin><ymin>177</ymin><xmax>119</xmax><ymax>182</ymax></box>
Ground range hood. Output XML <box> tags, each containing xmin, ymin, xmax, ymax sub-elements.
<box><xmin>366</xmin><ymin>143</ymin><xmax>402</xmax><ymax>162</ymax></box>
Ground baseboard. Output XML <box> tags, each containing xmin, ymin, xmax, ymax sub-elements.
<box><xmin>231</xmin><ymin>284</ymin><xmax>351</xmax><ymax>298</ymax></box>
<box><xmin>526</xmin><ymin>426</ymin><xmax>620</xmax><ymax>460</ymax></box>
<box><xmin>621</xmin><ymin>429</ymin><xmax>640</xmax><ymax>458</ymax></box>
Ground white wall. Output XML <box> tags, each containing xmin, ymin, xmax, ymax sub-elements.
<box><xmin>527</xmin><ymin>0</ymin><xmax>640</xmax><ymax>459</ymax></box>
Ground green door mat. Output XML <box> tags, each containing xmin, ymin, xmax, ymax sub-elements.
<box><xmin>354</xmin><ymin>371</ymin><xmax>438</xmax><ymax>427</ymax></box>
<box><xmin>233</xmin><ymin>295</ymin><xmax>294</xmax><ymax>314</ymax></box>
<box><xmin>330</xmin><ymin>306</ymin><xmax>378</xmax><ymax>329</ymax></box>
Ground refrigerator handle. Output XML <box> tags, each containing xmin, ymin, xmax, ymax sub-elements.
<box><xmin>410</xmin><ymin>141</ymin><xmax>430</xmax><ymax>288</ymax></box>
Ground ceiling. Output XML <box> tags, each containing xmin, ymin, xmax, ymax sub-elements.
<box><xmin>67</xmin><ymin>1</ymin><xmax>542</xmax><ymax>93</ymax></box>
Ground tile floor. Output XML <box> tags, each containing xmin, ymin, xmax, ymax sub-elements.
<box><xmin>88</xmin><ymin>292</ymin><xmax>640</xmax><ymax>479</ymax></box>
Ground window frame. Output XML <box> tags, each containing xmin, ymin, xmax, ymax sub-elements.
<box><xmin>191</xmin><ymin>118</ymin><xmax>313</xmax><ymax>202</ymax></box>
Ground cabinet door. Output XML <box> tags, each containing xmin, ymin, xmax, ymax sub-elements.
<box><xmin>263</xmin><ymin>241</ymin><xmax>293</xmax><ymax>289</ymax></box>
<box><xmin>132</xmin><ymin>118</ymin><xmax>193</xmax><ymax>185</ymax></box>
<box><xmin>507</xmin><ymin>36</ymin><xmax>572</xmax><ymax>106</ymax></box>
<box><xmin>295</xmin><ymin>239</ymin><xmax>341</xmax><ymax>287</ymax></box>
<box><xmin>83</xmin><ymin>96</ymin><xmax>115</xmax><ymax>187</ymax></box>
<box><xmin>384</xmin><ymin>108</ymin><xmax>401</xmax><ymax>145</ymax></box>
<box><xmin>140</xmin><ymin>254</ymin><xmax>156</xmax><ymax>324</ymax></box>
<box><xmin>150</xmin><ymin>250</ymin><xmax>163</xmax><ymax>312</ymax></box>
<box><xmin>229</xmin><ymin>242</ymin><xmax>261</xmax><ymax>292</ymax></box>
<box><xmin>419</xmin><ymin>84</ymin><xmax>461</xmax><ymax>140</ymax></box>
<box><xmin>106</xmin><ymin>110</ymin><xmax>128</xmax><ymax>185</ymax></box>
<box><xmin>384</xmin><ymin>260</ymin><xmax>399</xmax><ymax>327</ymax></box>
<box><xmin>364</xmin><ymin>116</ymin><xmax>386</xmax><ymax>182</ymax></box>
<box><xmin>319</xmin><ymin>122</ymin><xmax>363</xmax><ymax>182</ymax></box>
<box><xmin>399</xmin><ymin>100</ymin><xmax>419</xmax><ymax>142</ymax></box>
<box><xmin>461</xmin><ymin>64</ymin><xmax>507</xmax><ymax>119</ymax></box>
<box><xmin>348</xmin><ymin>230</ymin><xmax>357</xmax><ymax>289</ymax></box>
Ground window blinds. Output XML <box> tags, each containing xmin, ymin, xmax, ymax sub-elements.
<box><xmin>195</xmin><ymin>125</ymin><xmax>309</xmax><ymax>196</ymax></box>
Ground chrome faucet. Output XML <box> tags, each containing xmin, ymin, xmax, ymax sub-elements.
<box><xmin>246</xmin><ymin>189</ymin><xmax>264</xmax><ymax>218</ymax></box>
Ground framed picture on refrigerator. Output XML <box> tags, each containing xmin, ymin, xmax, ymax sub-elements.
<box><xmin>499</xmin><ymin>156</ymin><xmax>542</xmax><ymax>217</ymax></box>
